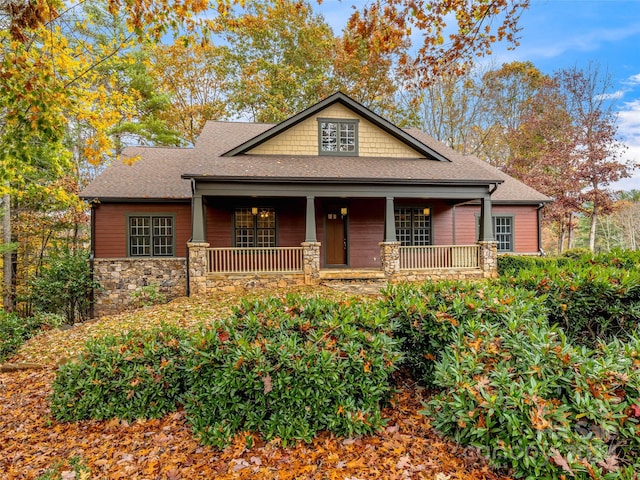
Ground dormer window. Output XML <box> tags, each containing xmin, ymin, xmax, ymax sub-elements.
<box><xmin>318</xmin><ymin>118</ymin><xmax>358</xmax><ymax>155</ymax></box>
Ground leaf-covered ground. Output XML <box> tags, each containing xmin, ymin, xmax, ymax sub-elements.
<box><xmin>1</xmin><ymin>288</ymin><xmax>511</xmax><ymax>479</ymax></box>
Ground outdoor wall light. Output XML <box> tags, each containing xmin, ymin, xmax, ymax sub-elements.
<box><xmin>340</xmin><ymin>207</ymin><xmax>348</xmax><ymax>216</ymax></box>
<box><xmin>423</xmin><ymin>207</ymin><xmax>431</xmax><ymax>215</ymax></box>
<box><xmin>251</xmin><ymin>207</ymin><xmax>258</xmax><ymax>215</ymax></box>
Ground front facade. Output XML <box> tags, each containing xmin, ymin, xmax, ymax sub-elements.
<box><xmin>82</xmin><ymin>93</ymin><xmax>549</xmax><ymax>315</ymax></box>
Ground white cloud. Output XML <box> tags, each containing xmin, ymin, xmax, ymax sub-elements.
<box><xmin>612</xmin><ymin>99</ymin><xmax>640</xmax><ymax>191</ymax></box>
<box><xmin>618</xmin><ymin>100</ymin><xmax>640</xmax><ymax>140</ymax></box>
<box><xmin>625</xmin><ymin>73</ymin><xmax>640</xmax><ymax>85</ymax></box>
<box><xmin>596</xmin><ymin>90</ymin><xmax>626</xmax><ymax>101</ymax></box>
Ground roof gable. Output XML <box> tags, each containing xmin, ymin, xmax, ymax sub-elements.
<box><xmin>222</xmin><ymin>92</ymin><xmax>450</xmax><ymax>161</ymax></box>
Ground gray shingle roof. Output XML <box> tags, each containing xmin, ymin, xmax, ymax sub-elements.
<box><xmin>80</xmin><ymin>120</ymin><xmax>550</xmax><ymax>204</ymax></box>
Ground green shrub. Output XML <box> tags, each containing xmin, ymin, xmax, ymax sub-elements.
<box><xmin>382</xmin><ymin>281</ymin><xmax>546</xmax><ymax>387</ymax></box>
<box><xmin>183</xmin><ymin>295</ymin><xmax>402</xmax><ymax>448</ymax></box>
<box><xmin>425</xmin><ymin>312</ymin><xmax>640</xmax><ymax>479</ymax></box>
<box><xmin>50</xmin><ymin>324</ymin><xmax>189</xmax><ymax>421</ymax></box>
<box><xmin>0</xmin><ymin>311</ymin><xmax>63</xmax><ymax>362</ymax></box>
<box><xmin>29</xmin><ymin>248</ymin><xmax>100</xmax><ymax>323</ymax></box>
<box><xmin>497</xmin><ymin>254</ymin><xmax>573</xmax><ymax>276</ymax></box>
<box><xmin>560</xmin><ymin>247</ymin><xmax>593</xmax><ymax>259</ymax></box>
<box><xmin>502</xmin><ymin>263</ymin><xmax>640</xmax><ymax>345</ymax></box>
<box><xmin>130</xmin><ymin>283</ymin><xmax>167</xmax><ymax>308</ymax></box>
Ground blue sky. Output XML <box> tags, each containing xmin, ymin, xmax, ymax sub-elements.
<box><xmin>320</xmin><ymin>0</ymin><xmax>640</xmax><ymax>191</ymax></box>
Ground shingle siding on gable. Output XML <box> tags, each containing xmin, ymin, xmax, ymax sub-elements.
<box><xmin>247</xmin><ymin>103</ymin><xmax>424</xmax><ymax>158</ymax></box>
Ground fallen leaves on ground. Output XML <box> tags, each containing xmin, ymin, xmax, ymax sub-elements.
<box><xmin>1</xmin><ymin>288</ymin><xmax>512</xmax><ymax>479</ymax></box>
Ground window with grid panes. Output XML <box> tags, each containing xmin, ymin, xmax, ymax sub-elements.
<box><xmin>128</xmin><ymin>215</ymin><xmax>174</xmax><ymax>257</ymax></box>
<box><xmin>318</xmin><ymin>119</ymin><xmax>357</xmax><ymax>155</ymax></box>
<box><xmin>475</xmin><ymin>215</ymin><xmax>514</xmax><ymax>252</ymax></box>
<box><xmin>394</xmin><ymin>208</ymin><xmax>432</xmax><ymax>246</ymax></box>
<box><xmin>234</xmin><ymin>208</ymin><xmax>276</xmax><ymax>247</ymax></box>
<box><xmin>494</xmin><ymin>216</ymin><xmax>513</xmax><ymax>252</ymax></box>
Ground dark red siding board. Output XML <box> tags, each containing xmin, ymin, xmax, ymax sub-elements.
<box><xmin>206</xmin><ymin>198</ymin><xmax>306</xmax><ymax>248</ymax></box>
<box><xmin>347</xmin><ymin>199</ymin><xmax>384</xmax><ymax>268</ymax></box>
<box><xmin>94</xmin><ymin>203</ymin><xmax>191</xmax><ymax>258</ymax></box>
<box><xmin>455</xmin><ymin>204</ymin><xmax>540</xmax><ymax>253</ymax></box>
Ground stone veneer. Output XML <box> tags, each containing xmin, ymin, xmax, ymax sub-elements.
<box><xmin>301</xmin><ymin>242</ymin><xmax>321</xmax><ymax>285</ymax></box>
<box><xmin>379</xmin><ymin>241</ymin><xmax>401</xmax><ymax>276</ymax></box>
<box><xmin>478</xmin><ymin>241</ymin><xmax>499</xmax><ymax>278</ymax></box>
<box><xmin>91</xmin><ymin>241</ymin><xmax>498</xmax><ymax>316</ymax></box>
<box><xmin>92</xmin><ymin>257</ymin><xmax>187</xmax><ymax>317</ymax></box>
<box><xmin>205</xmin><ymin>274</ymin><xmax>305</xmax><ymax>293</ymax></box>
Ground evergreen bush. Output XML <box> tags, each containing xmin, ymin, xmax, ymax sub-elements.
<box><xmin>382</xmin><ymin>281</ymin><xmax>545</xmax><ymax>387</ymax></box>
<box><xmin>0</xmin><ymin>311</ymin><xmax>63</xmax><ymax>362</ymax></box>
<box><xmin>425</xmin><ymin>312</ymin><xmax>640</xmax><ymax>479</ymax></box>
<box><xmin>50</xmin><ymin>324</ymin><xmax>189</xmax><ymax>421</ymax></box>
<box><xmin>183</xmin><ymin>295</ymin><xmax>402</xmax><ymax>448</ymax></box>
<box><xmin>29</xmin><ymin>248</ymin><xmax>100</xmax><ymax>323</ymax></box>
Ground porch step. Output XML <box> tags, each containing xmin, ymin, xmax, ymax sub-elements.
<box><xmin>319</xmin><ymin>269</ymin><xmax>387</xmax><ymax>281</ymax></box>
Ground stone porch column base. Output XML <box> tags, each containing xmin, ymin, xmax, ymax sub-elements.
<box><xmin>379</xmin><ymin>241</ymin><xmax>401</xmax><ymax>277</ymax></box>
<box><xmin>301</xmin><ymin>242</ymin><xmax>321</xmax><ymax>285</ymax></box>
<box><xmin>478</xmin><ymin>241</ymin><xmax>498</xmax><ymax>278</ymax></box>
<box><xmin>188</xmin><ymin>242</ymin><xmax>210</xmax><ymax>296</ymax></box>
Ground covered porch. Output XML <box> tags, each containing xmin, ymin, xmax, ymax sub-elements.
<box><xmin>184</xmin><ymin>178</ymin><xmax>499</xmax><ymax>294</ymax></box>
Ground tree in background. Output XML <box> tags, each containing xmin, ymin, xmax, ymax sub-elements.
<box><xmin>150</xmin><ymin>38</ymin><xmax>230</xmax><ymax>144</ymax></box>
<box><xmin>217</xmin><ymin>0</ymin><xmax>335</xmax><ymax>123</ymax></box>
<box><xmin>557</xmin><ymin>64</ymin><xmax>631</xmax><ymax>251</ymax></box>
<box><xmin>1</xmin><ymin>0</ymin><xmax>202</xmax><ymax>311</ymax></box>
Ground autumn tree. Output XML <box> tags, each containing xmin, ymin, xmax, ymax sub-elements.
<box><xmin>1</xmin><ymin>0</ymin><xmax>224</xmax><ymax>310</ymax></box>
<box><xmin>347</xmin><ymin>0</ymin><xmax>529</xmax><ymax>85</ymax></box>
<box><xmin>150</xmin><ymin>38</ymin><xmax>230</xmax><ymax>144</ymax></box>
<box><xmin>330</xmin><ymin>1</ymin><xmax>411</xmax><ymax>124</ymax></box>
<box><xmin>556</xmin><ymin>64</ymin><xmax>632</xmax><ymax>251</ymax></box>
<box><xmin>217</xmin><ymin>0</ymin><xmax>335</xmax><ymax>123</ymax></box>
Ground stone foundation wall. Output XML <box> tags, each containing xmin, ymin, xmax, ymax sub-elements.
<box><xmin>393</xmin><ymin>268</ymin><xmax>485</xmax><ymax>283</ymax></box>
<box><xmin>205</xmin><ymin>274</ymin><xmax>305</xmax><ymax>293</ymax></box>
<box><xmin>92</xmin><ymin>258</ymin><xmax>187</xmax><ymax>317</ymax></box>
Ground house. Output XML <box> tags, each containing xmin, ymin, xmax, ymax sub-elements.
<box><xmin>81</xmin><ymin>92</ymin><xmax>550</xmax><ymax>315</ymax></box>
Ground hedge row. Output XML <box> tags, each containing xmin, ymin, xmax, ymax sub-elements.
<box><xmin>498</xmin><ymin>250</ymin><xmax>640</xmax><ymax>345</ymax></box>
<box><xmin>384</xmin><ymin>280</ymin><xmax>640</xmax><ymax>479</ymax></box>
<box><xmin>51</xmin><ymin>295</ymin><xmax>402</xmax><ymax>448</ymax></box>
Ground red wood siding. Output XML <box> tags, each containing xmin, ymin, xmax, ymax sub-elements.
<box><xmin>206</xmin><ymin>198</ymin><xmax>306</xmax><ymax>248</ymax></box>
<box><xmin>455</xmin><ymin>204</ymin><xmax>540</xmax><ymax>253</ymax></box>
<box><xmin>394</xmin><ymin>199</ymin><xmax>453</xmax><ymax>246</ymax></box>
<box><xmin>348</xmin><ymin>199</ymin><xmax>384</xmax><ymax>268</ymax></box>
<box><xmin>93</xmin><ymin>203</ymin><xmax>191</xmax><ymax>258</ymax></box>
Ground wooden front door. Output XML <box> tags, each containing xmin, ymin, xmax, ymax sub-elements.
<box><xmin>325</xmin><ymin>211</ymin><xmax>347</xmax><ymax>266</ymax></box>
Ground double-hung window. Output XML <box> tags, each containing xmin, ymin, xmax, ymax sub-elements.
<box><xmin>494</xmin><ymin>216</ymin><xmax>513</xmax><ymax>252</ymax></box>
<box><xmin>128</xmin><ymin>215</ymin><xmax>174</xmax><ymax>257</ymax></box>
<box><xmin>234</xmin><ymin>208</ymin><xmax>276</xmax><ymax>247</ymax></box>
<box><xmin>395</xmin><ymin>208</ymin><xmax>432</xmax><ymax>246</ymax></box>
<box><xmin>476</xmin><ymin>215</ymin><xmax>514</xmax><ymax>252</ymax></box>
<box><xmin>318</xmin><ymin>119</ymin><xmax>358</xmax><ymax>155</ymax></box>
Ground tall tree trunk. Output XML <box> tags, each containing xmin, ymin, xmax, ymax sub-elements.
<box><xmin>558</xmin><ymin>222</ymin><xmax>566</xmax><ymax>254</ymax></box>
<box><xmin>3</xmin><ymin>193</ymin><xmax>13</xmax><ymax>311</ymax></box>
<box><xmin>567</xmin><ymin>213</ymin><xmax>574</xmax><ymax>250</ymax></box>
<box><xmin>589</xmin><ymin>211</ymin><xmax>598</xmax><ymax>252</ymax></box>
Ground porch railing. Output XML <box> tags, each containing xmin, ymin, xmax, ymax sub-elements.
<box><xmin>399</xmin><ymin>245</ymin><xmax>480</xmax><ymax>270</ymax></box>
<box><xmin>207</xmin><ymin>247</ymin><xmax>304</xmax><ymax>274</ymax></box>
